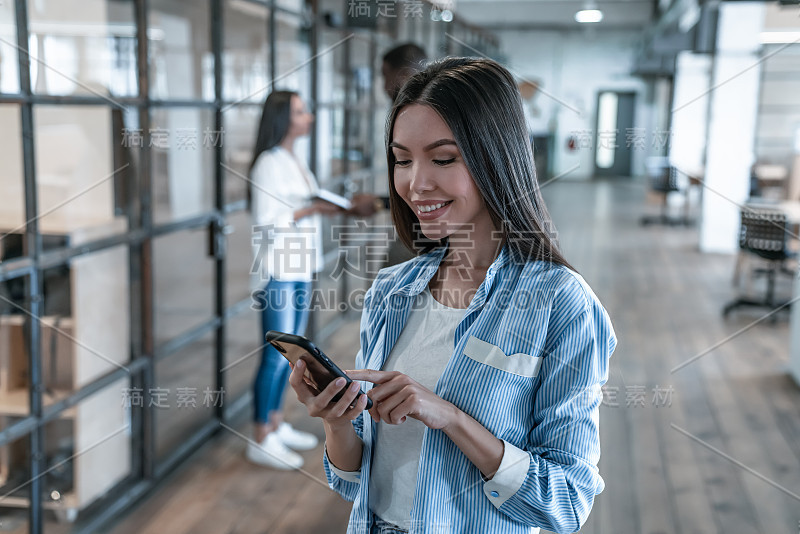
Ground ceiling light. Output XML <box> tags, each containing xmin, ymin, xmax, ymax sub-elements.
<box><xmin>575</xmin><ymin>9</ymin><xmax>603</xmax><ymax>23</ymax></box>
<box><xmin>576</xmin><ymin>0</ymin><xmax>603</xmax><ymax>24</ymax></box>
<box><xmin>760</xmin><ymin>31</ymin><xmax>800</xmax><ymax>44</ymax></box>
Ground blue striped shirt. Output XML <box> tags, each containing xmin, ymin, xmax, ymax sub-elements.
<box><xmin>323</xmin><ymin>243</ymin><xmax>617</xmax><ymax>534</ymax></box>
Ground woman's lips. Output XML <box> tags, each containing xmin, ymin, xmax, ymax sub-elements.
<box><xmin>415</xmin><ymin>200</ymin><xmax>453</xmax><ymax>220</ymax></box>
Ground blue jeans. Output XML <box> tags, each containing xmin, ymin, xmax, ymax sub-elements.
<box><xmin>253</xmin><ymin>279</ymin><xmax>312</xmax><ymax>424</ymax></box>
<box><xmin>370</xmin><ymin>517</ymin><xmax>408</xmax><ymax>533</ymax></box>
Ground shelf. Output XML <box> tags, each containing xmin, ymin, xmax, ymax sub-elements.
<box><xmin>0</xmin><ymin>389</ymin><xmax>76</xmax><ymax>417</ymax></box>
<box><xmin>0</xmin><ymin>491</ymin><xmax>78</xmax><ymax>510</ymax></box>
<box><xmin>0</xmin><ymin>214</ymin><xmax>127</xmax><ymax>241</ymax></box>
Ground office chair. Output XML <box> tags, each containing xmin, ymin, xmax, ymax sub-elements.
<box><xmin>723</xmin><ymin>207</ymin><xmax>794</xmax><ymax>319</ymax></box>
<box><xmin>640</xmin><ymin>166</ymin><xmax>693</xmax><ymax>226</ymax></box>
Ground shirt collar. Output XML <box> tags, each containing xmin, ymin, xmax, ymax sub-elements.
<box><xmin>390</xmin><ymin>241</ymin><xmax>513</xmax><ymax>298</ymax></box>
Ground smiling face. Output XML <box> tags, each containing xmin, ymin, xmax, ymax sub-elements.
<box><xmin>390</xmin><ymin>104</ymin><xmax>495</xmax><ymax>244</ymax></box>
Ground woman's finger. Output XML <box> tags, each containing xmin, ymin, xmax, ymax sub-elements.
<box><xmin>347</xmin><ymin>391</ymin><xmax>370</xmax><ymax>420</ymax></box>
<box><xmin>367</xmin><ymin>377</ymin><xmax>408</xmax><ymax>403</ymax></box>
<box><xmin>328</xmin><ymin>381</ymin><xmax>362</xmax><ymax>418</ymax></box>
<box><xmin>374</xmin><ymin>389</ymin><xmax>408</xmax><ymax>423</ymax></box>
<box><xmin>368</xmin><ymin>405</ymin><xmax>381</xmax><ymax>423</ymax></box>
<box><xmin>386</xmin><ymin>395</ymin><xmax>417</xmax><ymax>425</ymax></box>
<box><xmin>346</xmin><ymin>369</ymin><xmax>395</xmax><ymax>384</ymax></box>
<box><xmin>312</xmin><ymin>376</ymin><xmax>349</xmax><ymax>408</ymax></box>
<box><xmin>288</xmin><ymin>361</ymin><xmax>318</xmax><ymax>403</ymax></box>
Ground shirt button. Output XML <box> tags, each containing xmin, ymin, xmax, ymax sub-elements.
<box><xmin>490</xmin><ymin>491</ymin><xmax>499</xmax><ymax>498</ymax></box>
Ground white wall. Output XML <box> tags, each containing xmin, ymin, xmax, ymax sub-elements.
<box><xmin>756</xmin><ymin>2</ymin><xmax>800</xmax><ymax>172</ymax></box>
<box><xmin>670</xmin><ymin>51</ymin><xmax>711</xmax><ymax>177</ymax></box>
<box><xmin>698</xmin><ymin>2</ymin><xmax>765</xmax><ymax>253</ymax></box>
<box><xmin>498</xmin><ymin>29</ymin><xmax>657</xmax><ymax>180</ymax></box>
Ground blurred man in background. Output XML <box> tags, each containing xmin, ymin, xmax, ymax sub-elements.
<box><xmin>348</xmin><ymin>43</ymin><xmax>427</xmax><ymax>227</ymax></box>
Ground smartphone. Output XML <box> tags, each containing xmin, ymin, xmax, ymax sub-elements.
<box><xmin>266</xmin><ymin>330</ymin><xmax>372</xmax><ymax>410</ymax></box>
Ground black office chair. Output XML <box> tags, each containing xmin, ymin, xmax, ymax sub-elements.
<box><xmin>640</xmin><ymin>166</ymin><xmax>692</xmax><ymax>226</ymax></box>
<box><xmin>723</xmin><ymin>207</ymin><xmax>794</xmax><ymax>318</ymax></box>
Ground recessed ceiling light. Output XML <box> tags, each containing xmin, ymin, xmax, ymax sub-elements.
<box><xmin>575</xmin><ymin>9</ymin><xmax>604</xmax><ymax>23</ymax></box>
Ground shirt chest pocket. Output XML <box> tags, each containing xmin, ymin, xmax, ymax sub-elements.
<box><xmin>462</xmin><ymin>335</ymin><xmax>543</xmax><ymax>378</ymax></box>
<box><xmin>447</xmin><ymin>336</ymin><xmax>541</xmax><ymax>440</ymax></box>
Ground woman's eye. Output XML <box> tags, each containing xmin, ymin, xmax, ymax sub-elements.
<box><xmin>394</xmin><ymin>160</ymin><xmax>411</xmax><ymax>167</ymax></box>
<box><xmin>433</xmin><ymin>158</ymin><xmax>456</xmax><ymax>166</ymax></box>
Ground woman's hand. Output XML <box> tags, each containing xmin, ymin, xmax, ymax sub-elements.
<box><xmin>346</xmin><ymin>194</ymin><xmax>382</xmax><ymax>217</ymax></box>
<box><xmin>310</xmin><ymin>200</ymin><xmax>344</xmax><ymax>216</ymax></box>
<box><xmin>293</xmin><ymin>200</ymin><xmax>342</xmax><ymax>221</ymax></box>
<box><xmin>288</xmin><ymin>360</ymin><xmax>369</xmax><ymax>429</ymax></box>
<box><xmin>347</xmin><ymin>370</ymin><xmax>459</xmax><ymax>430</ymax></box>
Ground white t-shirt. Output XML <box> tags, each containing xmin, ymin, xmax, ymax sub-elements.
<box><xmin>250</xmin><ymin>146</ymin><xmax>324</xmax><ymax>282</ymax></box>
<box><xmin>368</xmin><ymin>287</ymin><xmax>466</xmax><ymax>526</ymax></box>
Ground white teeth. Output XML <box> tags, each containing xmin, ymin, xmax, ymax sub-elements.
<box><xmin>417</xmin><ymin>201</ymin><xmax>450</xmax><ymax>213</ymax></box>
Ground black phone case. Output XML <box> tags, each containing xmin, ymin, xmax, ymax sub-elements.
<box><xmin>265</xmin><ymin>330</ymin><xmax>373</xmax><ymax>409</ymax></box>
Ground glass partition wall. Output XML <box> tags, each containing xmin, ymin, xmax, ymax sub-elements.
<box><xmin>0</xmin><ymin>1</ymin><xmax>498</xmax><ymax>532</ymax></box>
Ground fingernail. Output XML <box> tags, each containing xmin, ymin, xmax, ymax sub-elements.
<box><xmin>349</xmin><ymin>382</ymin><xmax>359</xmax><ymax>392</ymax></box>
<box><xmin>296</xmin><ymin>360</ymin><xmax>304</xmax><ymax>368</ymax></box>
<box><xmin>335</xmin><ymin>378</ymin><xmax>346</xmax><ymax>387</ymax></box>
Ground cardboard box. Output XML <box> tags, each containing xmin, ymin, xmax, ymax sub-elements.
<box><xmin>0</xmin><ymin>315</ymin><xmax>28</xmax><ymax>392</ymax></box>
<box><xmin>0</xmin><ymin>315</ymin><xmax>74</xmax><ymax>394</ymax></box>
<box><xmin>39</xmin><ymin>316</ymin><xmax>74</xmax><ymax>391</ymax></box>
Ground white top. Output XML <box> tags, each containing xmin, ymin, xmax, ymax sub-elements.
<box><xmin>368</xmin><ymin>287</ymin><xmax>466</xmax><ymax>526</ymax></box>
<box><xmin>250</xmin><ymin>146</ymin><xmax>324</xmax><ymax>282</ymax></box>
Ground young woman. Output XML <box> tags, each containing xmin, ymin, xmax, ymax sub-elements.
<box><xmin>289</xmin><ymin>58</ymin><xmax>616</xmax><ymax>533</ymax></box>
<box><xmin>247</xmin><ymin>91</ymin><xmax>342</xmax><ymax>469</ymax></box>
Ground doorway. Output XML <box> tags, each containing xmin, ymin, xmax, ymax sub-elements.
<box><xmin>594</xmin><ymin>91</ymin><xmax>636</xmax><ymax>177</ymax></box>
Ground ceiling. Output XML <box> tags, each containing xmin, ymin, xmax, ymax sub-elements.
<box><xmin>455</xmin><ymin>0</ymin><xmax>658</xmax><ymax>30</ymax></box>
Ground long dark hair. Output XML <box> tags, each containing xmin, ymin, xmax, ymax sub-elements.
<box><xmin>248</xmin><ymin>90</ymin><xmax>296</xmax><ymax>205</ymax></box>
<box><xmin>385</xmin><ymin>57</ymin><xmax>574</xmax><ymax>271</ymax></box>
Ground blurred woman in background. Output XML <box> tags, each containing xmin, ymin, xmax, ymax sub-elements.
<box><xmin>247</xmin><ymin>90</ymin><xmax>341</xmax><ymax>470</ymax></box>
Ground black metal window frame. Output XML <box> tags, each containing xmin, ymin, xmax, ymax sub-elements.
<box><xmin>0</xmin><ymin>1</ymin><xmax>499</xmax><ymax>532</ymax></box>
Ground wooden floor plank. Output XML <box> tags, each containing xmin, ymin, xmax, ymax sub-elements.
<box><xmin>106</xmin><ymin>179</ymin><xmax>800</xmax><ymax>534</ymax></box>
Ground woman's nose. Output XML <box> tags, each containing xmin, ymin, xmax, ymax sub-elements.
<box><xmin>409</xmin><ymin>165</ymin><xmax>435</xmax><ymax>194</ymax></box>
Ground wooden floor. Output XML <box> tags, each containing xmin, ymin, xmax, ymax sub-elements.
<box><xmin>108</xmin><ymin>179</ymin><xmax>800</xmax><ymax>534</ymax></box>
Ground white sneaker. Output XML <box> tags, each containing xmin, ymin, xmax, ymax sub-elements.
<box><xmin>246</xmin><ymin>433</ymin><xmax>304</xmax><ymax>470</ymax></box>
<box><xmin>275</xmin><ymin>422</ymin><xmax>319</xmax><ymax>451</ymax></box>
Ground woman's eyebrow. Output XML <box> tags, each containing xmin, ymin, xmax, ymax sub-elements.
<box><xmin>389</xmin><ymin>139</ymin><xmax>457</xmax><ymax>152</ymax></box>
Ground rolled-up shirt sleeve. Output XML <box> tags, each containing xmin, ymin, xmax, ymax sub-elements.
<box><xmin>483</xmin><ymin>440</ymin><xmax>530</xmax><ymax>506</ymax></box>
<box><xmin>324</xmin><ymin>444</ymin><xmax>362</xmax><ymax>483</ymax></box>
